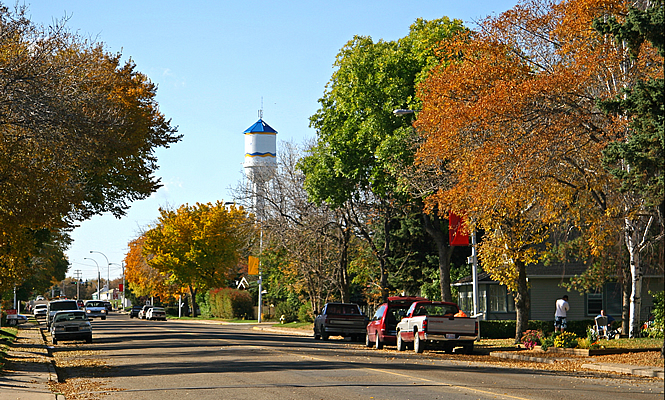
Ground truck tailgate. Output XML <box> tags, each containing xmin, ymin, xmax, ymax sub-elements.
<box><xmin>426</xmin><ymin>317</ymin><xmax>476</xmax><ymax>334</ymax></box>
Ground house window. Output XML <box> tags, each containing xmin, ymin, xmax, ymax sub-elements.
<box><xmin>458</xmin><ymin>288</ymin><xmax>472</xmax><ymax>314</ymax></box>
<box><xmin>587</xmin><ymin>292</ymin><xmax>603</xmax><ymax>316</ymax></box>
<box><xmin>489</xmin><ymin>285</ymin><xmax>506</xmax><ymax>312</ymax></box>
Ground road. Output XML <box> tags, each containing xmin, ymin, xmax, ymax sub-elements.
<box><xmin>49</xmin><ymin>316</ymin><xmax>664</xmax><ymax>400</ymax></box>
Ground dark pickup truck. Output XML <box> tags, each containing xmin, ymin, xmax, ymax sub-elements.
<box><xmin>314</xmin><ymin>302</ymin><xmax>368</xmax><ymax>342</ymax></box>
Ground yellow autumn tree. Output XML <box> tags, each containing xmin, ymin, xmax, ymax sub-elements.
<box><xmin>124</xmin><ymin>236</ymin><xmax>183</xmax><ymax>301</ymax></box>
<box><xmin>416</xmin><ymin>0</ymin><xmax>661</xmax><ymax>340</ymax></box>
<box><xmin>143</xmin><ymin>202</ymin><xmax>257</xmax><ymax>317</ymax></box>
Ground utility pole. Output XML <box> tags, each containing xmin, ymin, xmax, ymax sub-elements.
<box><xmin>74</xmin><ymin>270</ymin><xmax>82</xmax><ymax>300</ymax></box>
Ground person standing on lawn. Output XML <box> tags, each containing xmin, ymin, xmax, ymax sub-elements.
<box><xmin>554</xmin><ymin>295</ymin><xmax>569</xmax><ymax>332</ymax></box>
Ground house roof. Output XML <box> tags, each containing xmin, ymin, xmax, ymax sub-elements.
<box><xmin>243</xmin><ymin>119</ymin><xmax>277</xmax><ymax>134</ymax></box>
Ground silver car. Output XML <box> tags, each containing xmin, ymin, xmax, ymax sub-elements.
<box><xmin>84</xmin><ymin>300</ymin><xmax>108</xmax><ymax>320</ymax></box>
<box><xmin>50</xmin><ymin>310</ymin><xmax>92</xmax><ymax>344</ymax></box>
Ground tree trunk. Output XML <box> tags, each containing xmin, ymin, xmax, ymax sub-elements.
<box><xmin>513</xmin><ymin>260</ymin><xmax>530</xmax><ymax>344</ymax></box>
<box><xmin>422</xmin><ymin>213</ymin><xmax>454</xmax><ymax>302</ymax></box>
<box><xmin>621</xmin><ymin>264</ymin><xmax>631</xmax><ymax>335</ymax></box>
<box><xmin>625</xmin><ymin>218</ymin><xmax>643</xmax><ymax>337</ymax></box>
<box><xmin>338</xmin><ymin>222</ymin><xmax>351</xmax><ymax>303</ymax></box>
<box><xmin>189</xmin><ymin>284</ymin><xmax>198</xmax><ymax>318</ymax></box>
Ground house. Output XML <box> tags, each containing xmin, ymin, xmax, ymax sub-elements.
<box><xmin>453</xmin><ymin>263</ymin><xmax>663</xmax><ymax>322</ymax></box>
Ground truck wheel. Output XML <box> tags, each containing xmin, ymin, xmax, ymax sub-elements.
<box><xmin>314</xmin><ymin>327</ymin><xmax>321</xmax><ymax>340</ymax></box>
<box><xmin>52</xmin><ymin>337</ymin><xmax>57</xmax><ymax>345</ymax></box>
<box><xmin>102</xmin><ymin>317</ymin><xmax>106</xmax><ymax>320</ymax></box>
<box><xmin>462</xmin><ymin>344</ymin><xmax>474</xmax><ymax>354</ymax></box>
<box><xmin>414</xmin><ymin>331</ymin><xmax>425</xmax><ymax>353</ymax></box>
<box><xmin>374</xmin><ymin>335</ymin><xmax>383</xmax><ymax>350</ymax></box>
<box><xmin>322</xmin><ymin>333</ymin><xmax>329</xmax><ymax>341</ymax></box>
<box><xmin>86</xmin><ymin>335</ymin><xmax>93</xmax><ymax>344</ymax></box>
<box><xmin>365</xmin><ymin>333</ymin><xmax>372</xmax><ymax>347</ymax></box>
<box><xmin>396</xmin><ymin>331</ymin><xmax>406</xmax><ymax>351</ymax></box>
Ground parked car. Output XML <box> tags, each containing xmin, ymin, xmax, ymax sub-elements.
<box><xmin>103</xmin><ymin>301</ymin><xmax>113</xmax><ymax>312</ymax></box>
<box><xmin>146</xmin><ymin>306</ymin><xmax>167</xmax><ymax>321</ymax></box>
<box><xmin>33</xmin><ymin>304</ymin><xmax>48</xmax><ymax>319</ymax></box>
<box><xmin>314</xmin><ymin>303</ymin><xmax>368</xmax><ymax>341</ymax></box>
<box><xmin>138</xmin><ymin>305</ymin><xmax>152</xmax><ymax>319</ymax></box>
<box><xmin>129</xmin><ymin>305</ymin><xmax>142</xmax><ymax>318</ymax></box>
<box><xmin>395</xmin><ymin>300</ymin><xmax>477</xmax><ymax>354</ymax></box>
<box><xmin>50</xmin><ymin>310</ymin><xmax>92</xmax><ymax>345</ymax></box>
<box><xmin>366</xmin><ymin>296</ymin><xmax>426</xmax><ymax>349</ymax></box>
<box><xmin>6</xmin><ymin>313</ymin><xmax>28</xmax><ymax>325</ymax></box>
<box><xmin>84</xmin><ymin>300</ymin><xmax>108</xmax><ymax>320</ymax></box>
<box><xmin>47</xmin><ymin>299</ymin><xmax>80</xmax><ymax>329</ymax></box>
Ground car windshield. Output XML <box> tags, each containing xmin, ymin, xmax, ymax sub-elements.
<box><xmin>50</xmin><ymin>302</ymin><xmax>78</xmax><ymax>311</ymax></box>
<box><xmin>54</xmin><ymin>312</ymin><xmax>87</xmax><ymax>322</ymax></box>
<box><xmin>36</xmin><ymin>305</ymin><xmax>47</xmax><ymax>309</ymax></box>
<box><xmin>86</xmin><ymin>302</ymin><xmax>104</xmax><ymax>308</ymax></box>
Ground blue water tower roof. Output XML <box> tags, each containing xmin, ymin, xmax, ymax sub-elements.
<box><xmin>244</xmin><ymin>119</ymin><xmax>277</xmax><ymax>134</ymax></box>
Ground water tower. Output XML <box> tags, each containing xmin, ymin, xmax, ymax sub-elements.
<box><xmin>243</xmin><ymin>110</ymin><xmax>277</xmax><ymax>323</ymax></box>
<box><xmin>243</xmin><ymin>111</ymin><xmax>277</xmax><ymax>217</ymax></box>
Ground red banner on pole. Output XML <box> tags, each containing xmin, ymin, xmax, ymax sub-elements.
<box><xmin>449</xmin><ymin>212</ymin><xmax>469</xmax><ymax>246</ymax></box>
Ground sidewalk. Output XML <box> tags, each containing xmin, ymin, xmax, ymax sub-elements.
<box><xmin>0</xmin><ymin>323</ymin><xmax>65</xmax><ymax>400</ymax></box>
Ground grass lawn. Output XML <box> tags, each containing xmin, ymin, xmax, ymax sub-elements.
<box><xmin>271</xmin><ymin>322</ymin><xmax>313</xmax><ymax>330</ymax></box>
<box><xmin>0</xmin><ymin>327</ymin><xmax>18</xmax><ymax>371</ymax></box>
<box><xmin>595</xmin><ymin>337</ymin><xmax>663</xmax><ymax>349</ymax></box>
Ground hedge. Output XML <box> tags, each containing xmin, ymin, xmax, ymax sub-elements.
<box><xmin>209</xmin><ymin>288</ymin><xmax>253</xmax><ymax>319</ymax></box>
<box><xmin>480</xmin><ymin>319</ymin><xmax>594</xmax><ymax>339</ymax></box>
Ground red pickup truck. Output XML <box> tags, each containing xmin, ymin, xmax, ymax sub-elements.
<box><xmin>396</xmin><ymin>300</ymin><xmax>477</xmax><ymax>354</ymax></box>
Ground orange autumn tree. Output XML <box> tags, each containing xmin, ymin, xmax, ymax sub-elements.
<box><xmin>416</xmin><ymin>0</ymin><xmax>661</xmax><ymax>340</ymax></box>
<box><xmin>124</xmin><ymin>235</ymin><xmax>183</xmax><ymax>301</ymax></box>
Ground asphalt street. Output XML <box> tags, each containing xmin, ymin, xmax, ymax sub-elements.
<box><xmin>48</xmin><ymin>316</ymin><xmax>664</xmax><ymax>400</ymax></box>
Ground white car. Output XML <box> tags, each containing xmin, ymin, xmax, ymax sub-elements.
<box><xmin>84</xmin><ymin>300</ymin><xmax>108</xmax><ymax>320</ymax></box>
<box><xmin>33</xmin><ymin>304</ymin><xmax>48</xmax><ymax>319</ymax></box>
<box><xmin>146</xmin><ymin>307</ymin><xmax>166</xmax><ymax>321</ymax></box>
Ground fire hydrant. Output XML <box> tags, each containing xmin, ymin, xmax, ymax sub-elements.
<box><xmin>280</xmin><ymin>314</ymin><xmax>285</xmax><ymax>324</ymax></box>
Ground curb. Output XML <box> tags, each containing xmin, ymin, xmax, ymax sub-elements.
<box><xmin>581</xmin><ymin>362</ymin><xmax>665</xmax><ymax>379</ymax></box>
<box><xmin>252</xmin><ymin>326</ymin><xmax>313</xmax><ymax>337</ymax></box>
<box><xmin>490</xmin><ymin>350</ymin><xmax>664</xmax><ymax>379</ymax></box>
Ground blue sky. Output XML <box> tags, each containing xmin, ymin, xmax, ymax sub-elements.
<box><xmin>25</xmin><ymin>0</ymin><xmax>518</xmax><ymax>281</ymax></box>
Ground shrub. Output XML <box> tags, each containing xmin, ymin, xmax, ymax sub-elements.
<box><xmin>275</xmin><ymin>301</ymin><xmax>298</xmax><ymax>323</ymax></box>
<box><xmin>208</xmin><ymin>288</ymin><xmax>253</xmax><ymax>319</ymax></box>
<box><xmin>298</xmin><ymin>303</ymin><xmax>313</xmax><ymax>323</ymax></box>
<box><xmin>642</xmin><ymin>290</ymin><xmax>664</xmax><ymax>338</ymax></box>
<box><xmin>520</xmin><ymin>330</ymin><xmax>543</xmax><ymax>350</ymax></box>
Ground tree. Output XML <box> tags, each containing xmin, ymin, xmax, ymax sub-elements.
<box><xmin>302</xmin><ymin>17</ymin><xmax>466</xmax><ymax>302</ymax></box>
<box><xmin>143</xmin><ymin>202</ymin><xmax>257</xmax><ymax>317</ymax></box>
<box><xmin>594</xmin><ymin>0</ymin><xmax>664</xmax><ymax>337</ymax></box>
<box><xmin>416</xmin><ymin>0</ymin><xmax>662</xmax><ymax>340</ymax></box>
<box><xmin>0</xmin><ymin>5</ymin><xmax>181</xmax><ymax>291</ymax></box>
<box><xmin>124</xmin><ymin>236</ymin><xmax>183</xmax><ymax>301</ymax></box>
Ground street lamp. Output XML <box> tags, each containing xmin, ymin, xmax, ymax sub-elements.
<box><xmin>90</xmin><ymin>251</ymin><xmax>110</xmax><ymax>295</ymax></box>
<box><xmin>392</xmin><ymin>109</ymin><xmax>420</xmax><ymax>116</ymax></box>
<box><xmin>84</xmin><ymin>257</ymin><xmax>100</xmax><ymax>300</ymax></box>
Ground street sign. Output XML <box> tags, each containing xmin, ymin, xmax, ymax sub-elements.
<box><xmin>119</xmin><ymin>283</ymin><xmax>123</xmax><ymax>292</ymax></box>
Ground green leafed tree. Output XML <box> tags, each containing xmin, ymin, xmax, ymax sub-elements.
<box><xmin>301</xmin><ymin>17</ymin><xmax>466</xmax><ymax>302</ymax></box>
